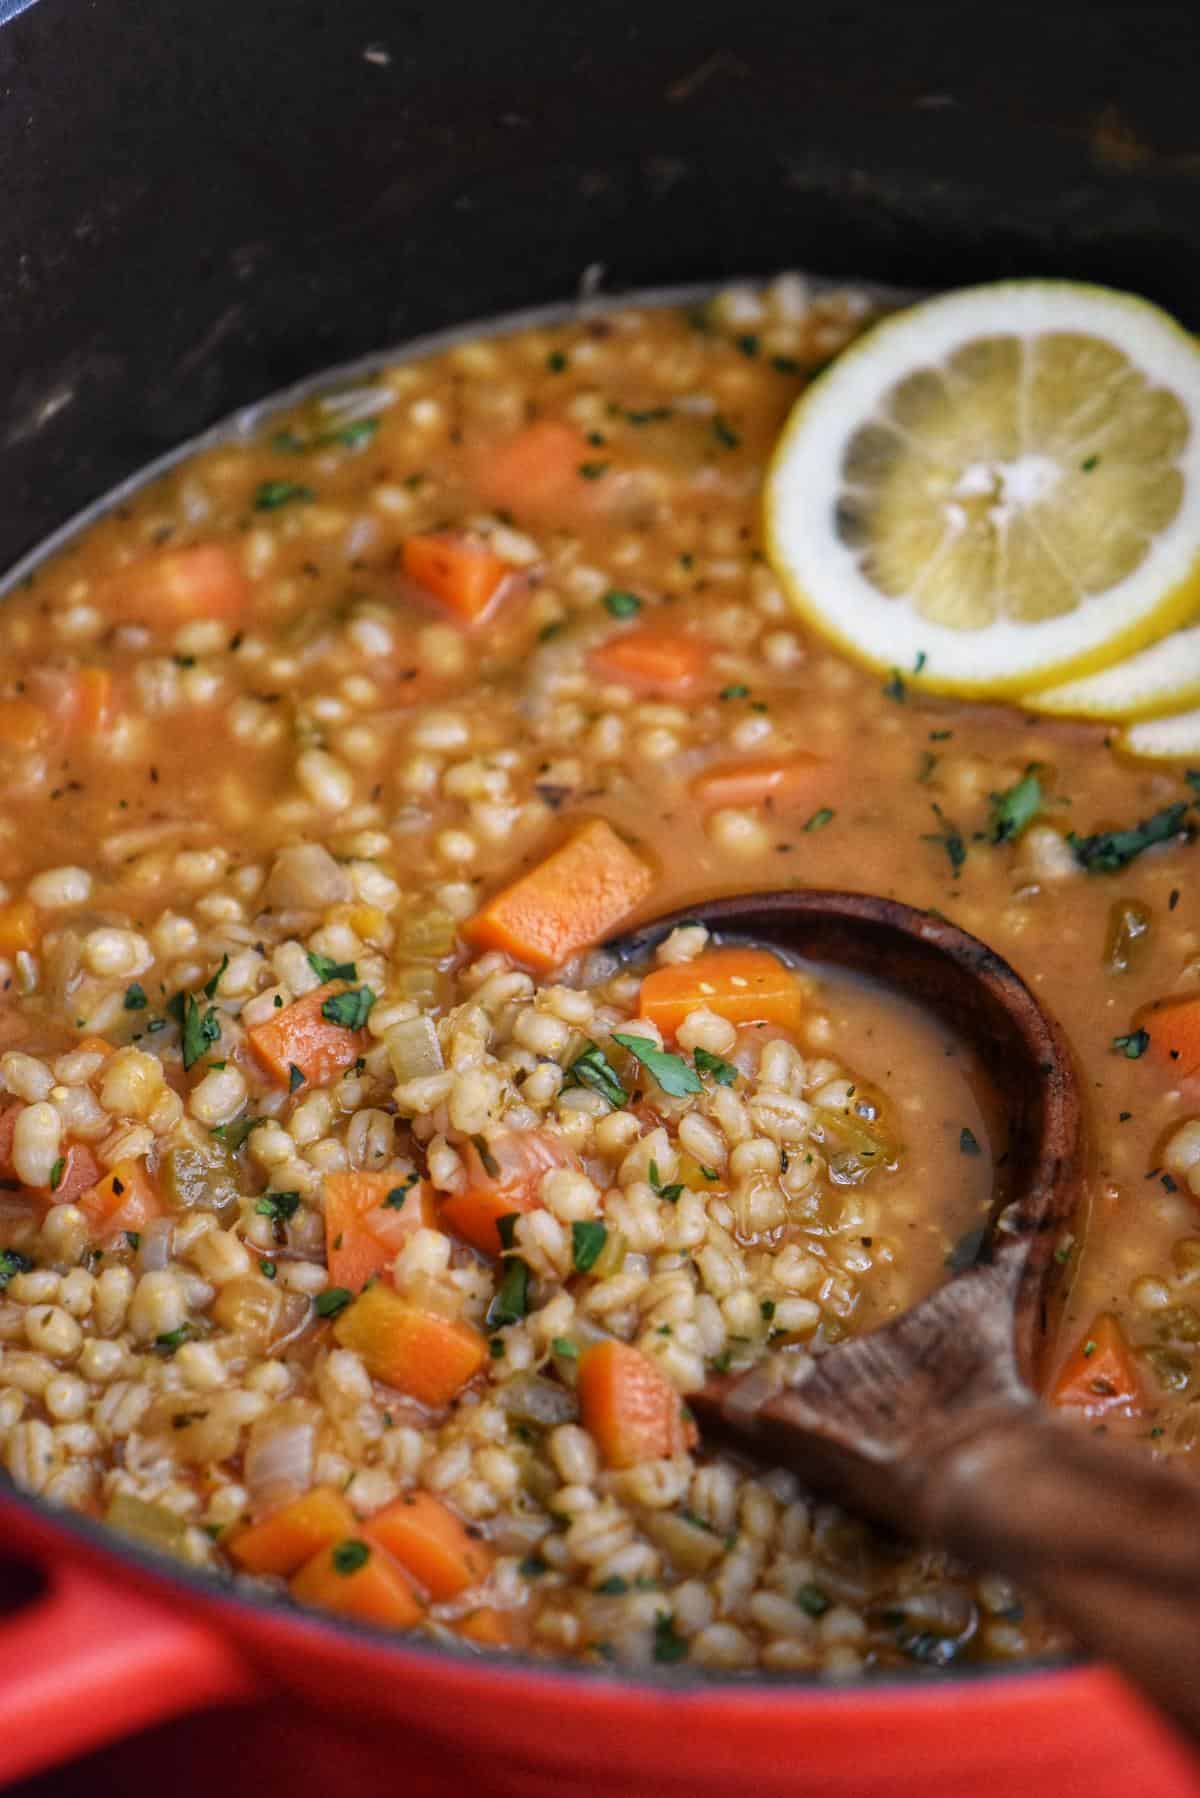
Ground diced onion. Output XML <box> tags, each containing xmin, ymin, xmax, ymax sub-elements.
<box><xmin>386</xmin><ymin>1015</ymin><xmax>444</xmax><ymax>1082</ymax></box>
<box><xmin>265</xmin><ymin>843</ymin><xmax>352</xmax><ymax>910</ymax></box>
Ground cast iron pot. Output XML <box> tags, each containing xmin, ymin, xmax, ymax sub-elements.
<box><xmin>4</xmin><ymin>2</ymin><xmax>1200</xmax><ymax>1791</ymax></box>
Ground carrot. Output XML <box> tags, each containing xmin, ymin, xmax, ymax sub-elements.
<box><xmin>638</xmin><ymin>947</ymin><xmax>805</xmax><ymax>1038</ymax></box>
<box><xmin>228</xmin><ymin>1486</ymin><xmax>358</xmax><ymax>1576</ymax></box>
<box><xmin>455</xmin><ymin>1606</ymin><xmax>516</xmax><ymax>1649</ymax></box>
<box><xmin>290</xmin><ymin>1538</ymin><xmax>424</xmax><ymax>1630</ymax></box>
<box><xmin>439</xmin><ymin>1130</ymin><xmax>574</xmax><ymax>1257</ymax></box>
<box><xmin>29</xmin><ymin>666</ymin><xmax>116</xmax><ymax>736</ymax></box>
<box><xmin>106</xmin><ymin>543</ymin><xmax>249</xmax><ymax>625</ymax></box>
<box><xmin>30</xmin><ymin>1143</ymin><xmax>103</xmax><ymax>1209</ymax></box>
<box><xmin>0</xmin><ymin>901</ymin><xmax>39</xmax><ymax>958</ymax></box>
<box><xmin>577</xmin><ymin>1339</ymin><xmax>698</xmax><ymax>1469</ymax></box>
<box><xmin>332</xmin><ymin>1283</ymin><xmax>487</xmax><ymax>1407</ymax></box>
<box><xmin>323</xmin><ymin>1170</ymin><xmax>437</xmax><ymax>1292</ymax></box>
<box><xmin>587</xmin><ymin>628</ymin><xmax>712</xmax><ymax>699</ymax></box>
<box><xmin>402</xmin><ymin>531</ymin><xmax>513</xmax><ymax>625</ymax></box>
<box><xmin>77</xmin><ymin>1158</ymin><xmax>164</xmax><ymax>1237</ymax></box>
<box><xmin>691</xmin><ymin>753</ymin><xmax>826</xmax><ymax>814</ymax></box>
<box><xmin>1145</xmin><ymin>995</ymin><xmax>1200</xmax><ymax>1080</ymax></box>
<box><xmin>0</xmin><ymin>699</ymin><xmax>51</xmax><ymax>751</ymax></box>
<box><xmin>364</xmin><ymin>1491</ymin><xmax>491</xmax><ymax>1599</ymax></box>
<box><xmin>1050</xmin><ymin>1314</ymin><xmax>1144</xmax><ymax>1415</ymax></box>
<box><xmin>474</xmin><ymin>420</ymin><xmax>593</xmax><ymax>519</ymax></box>
<box><xmin>463</xmin><ymin>818</ymin><xmax>653</xmax><ymax>973</ymax></box>
<box><xmin>247</xmin><ymin>983</ymin><xmax>371</xmax><ymax>1089</ymax></box>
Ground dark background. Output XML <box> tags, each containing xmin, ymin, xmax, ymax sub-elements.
<box><xmin>3</xmin><ymin>0</ymin><xmax>1200</xmax><ymax>573</ymax></box>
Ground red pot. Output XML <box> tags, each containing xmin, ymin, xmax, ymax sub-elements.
<box><xmin>2</xmin><ymin>1488</ymin><xmax>1198</xmax><ymax>1797</ymax></box>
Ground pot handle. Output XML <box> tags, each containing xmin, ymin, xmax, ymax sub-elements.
<box><xmin>0</xmin><ymin>1553</ymin><xmax>255</xmax><ymax>1784</ymax></box>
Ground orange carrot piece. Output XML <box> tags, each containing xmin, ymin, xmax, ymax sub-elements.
<box><xmin>578</xmin><ymin>1340</ymin><xmax>697</xmax><ymax>1469</ymax></box>
<box><xmin>475</xmin><ymin>420</ymin><xmax>593</xmax><ymax>519</ymax></box>
<box><xmin>587</xmin><ymin>628</ymin><xmax>712</xmax><ymax>699</ymax></box>
<box><xmin>455</xmin><ymin>1606</ymin><xmax>516</xmax><ymax>1649</ymax></box>
<box><xmin>29</xmin><ymin>1143</ymin><xmax>103</xmax><ymax>1209</ymax></box>
<box><xmin>247</xmin><ymin>983</ymin><xmax>371</xmax><ymax>1089</ymax></box>
<box><xmin>1146</xmin><ymin>996</ymin><xmax>1200</xmax><ymax>1080</ymax></box>
<box><xmin>229</xmin><ymin>1486</ymin><xmax>359</xmax><ymax>1576</ymax></box>
<box><xmin>402</xmin><ymin>531</ymin><xmax>513</xmax><ymax>625</ymax></box>
<box><xmin>691</xmin><ymin>754</ymin><xmax>826</xmax><ymax>814</ymax></box>
<box><xmin>463</xmin><ymin>818</ymin><xmax>653</xmax><ymax>973</ymax></box>
<box><xmin>77</xmin><ymin>1158</ymin><xmax>163</xmax><ymax>1237</ymax></box>
<box><xmin>0</xmin><ymin>699</ymin><xmax>51</xmax><ymax>751</ymax></box>
<box><xmin>107</xmin><ymin>543</ymin><xmax>249</xmax><ymax>625</ymax></box>
<box><xmin>440</xmin><ymin>1130</ymin><xmax>573</xmax><ymax>1257</ymax></box>
<box><xmin>365</xmin><ymin>1491</ymin><xmax>491</xmax><ymax>1599</ymax></box>
<box><xmin>290</xmin><ymin>1538</ymin><xmax>424</xmax><ymax>1629</ymax></box>
<box><xmin>324</xmin><ymin>1171</ymin><xmax>436</xmax><ymax>1292</ymax></box>
<box><xmin>332</xmin><ymin>1283</ymin><xmax>487</xmax><ymax>1407</ymax></box>
<box><xmin>1050</xmin><ymin>1314</ymin><xmax>1144</xmax><ymax>1415</ymax></box>
<box><xmin>0</xmin><ymin>901</ymin><xmax>39</xmax><ymax>957</ymax></box>
<box><xmin>638</xmin><ymin>947</ymin><xmax>805</xmax><ymax>1039</ymax></box>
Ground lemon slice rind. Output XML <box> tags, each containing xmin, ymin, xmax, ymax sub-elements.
<box><xmin>1025</xmin><ymin>622</ymin><xmax>1200</xmax><ymax>720</ymax></box>
<box><xmin>1119</xmin><ymin>705</ymin><xmax>1200</xmax><ymax>762</ymax></box>
<box><xmin>765</xmin><ymin>281</ymin><xmax>1200</xmax><ymax>698</ymax></box>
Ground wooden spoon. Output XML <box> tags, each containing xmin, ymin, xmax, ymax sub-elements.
<box><xmin>613</xmin><ymin>891</ymin><xmax>1200</xmax><ymax>1747</ymax></box>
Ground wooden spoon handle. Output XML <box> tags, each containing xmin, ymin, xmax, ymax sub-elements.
<box><xmin>918</xmin><ymin>1406</ymin><xmax>1200</xmax><ymax>1746</ymax></box>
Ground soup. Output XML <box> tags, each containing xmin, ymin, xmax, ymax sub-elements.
<box><xmin>0</xmin><ymin>275</ymin><xmax>1195</xmax><ymax>1672</ymax></box>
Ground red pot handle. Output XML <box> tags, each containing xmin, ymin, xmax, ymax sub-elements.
<box><xmin>0</xmin><ymin>1553</ymin><xmax>255</xmax><ymax>1785</ymax></box>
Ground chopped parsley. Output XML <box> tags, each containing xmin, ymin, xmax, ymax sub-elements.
<box><xmin>153</xmin><ymin>1325</ymin><xmax>193</xmax><ymax>1357</ymax></box>
<box><xmin>315</xmin><ymin>1287</ymin><xmax>353</xmax><ymax>1318</ymax></box>
<box><xmin>882</xmin><ymin>668</ymin><xmax>907</xmax><ymax>703</ymax></box>
<box><xmin>595</xmin><ymin>1574</ymin><xmax>629</xmax><ymax>1595</ymax></box>
<box><xmin>307</xmin><ymin>950</ymin><xmax>358</xmax><ymax>983</ymax></box>
<box><xmin>1112</xmin><ymin>1028</ymin><xmax>1151</xmax><ymax>1059</ymax></box>
<box><xmin>487</xmin><ymin>1257</ymin><xmax>531</xmax><ymax>1328</ymax></box>
<box><xmin>383</xmin><ymin>1177</ymin><xmax>418</xmax><ymax>1209</ymax></box>
<box><xmin>760</xmin><ymin>1298</ymin><xmax>776</xmax><ymax>1322</ymax></box>
<box><xmin>712</xmin><ymin>414</ymin><xmax>740</xmax><ymax>450</ymax></box>
<box><xmin>288</xmin><ymin>1063</ymin><xmax>306</xmax><ymax>1093</ymax></box>
<box><xmin>124</xmin><ymin>1231</ymin><xmax>141</xmax><ymax>1251</ymax></box>
<box><xmin>123</xmin><ymin>983</ymin><xmax>147</xmax><ymax>1011</ymax></box>
<box><xmin>648</xmin><ymin>1158</ymin><xmax>685</xmax><ymax>1204</ymax></box>
<box><xmin>0</xmin><ymin>1249</ymin><xmax>33</xmax><ymax>1290</ymax></box>
<box><xmin>1081</xmin><ymin>454</ymin><xmax>1100</xmax><ymax>472</ymax></box>
<box><xmin>253</xmin><ymin>479</ymin><xmax>315</xmax><ymax>510</ymax></box>
<box><xmin>519</xmin><ymin>1554</ymin><xmax>550</xmax><ymax>1578</ymax></box>
<box><xmin>546</xmin><ymin>350</ymin><xmax>568</xmax><ymax>373</ymax></box>
<box><xmin>551</xmin><ymin>1336</ymin><xmax>579</xmax><ymax>1359</ymax></box>
<box><xmin>578</xmin><ymin>461</ymin><xmax>609</xmax><ymax>480</ymax></box>
<box><xmin>653</xmin><ymin>1611</ymin><xmax>689</xmax><ymax>1664</ymax></box>
<box><xmin>771</xmin><ymin>355</ymin><xmax>802</xmax><ymax>376</ymax></box>
<box><xmin>959</xmin><ymin>1127</ymin><xmax>982</xmax><ymax>1156</ymax></box>
<box><xmin>803</xmin><ymin>806</ymin><xmax>834</xmax><ymax>833</ymax></box>
<box><xmin>603</xmin><ymin>589</ymin><xmax>642</xmax><ymax>619</ymax></box>
<box><xmin>203</xmin><ymin>954</ymin><xmax>229</xmax><ymax>1000</ymax></box>
<box><xmin>736</xmin><ymin>333</ymin><xmax>760</xmax><ymax>357</ymax></box>
<box><xmin>48</xmin><ymin>1157</ymin><xmax>65</xmax><ymax>1192</ymax></box>
<box><xmin>259</xmin><ymin>1259</ymin><xmax>277</xmax><ymax>1280</ymax></box>
<box><xmin>320</xmin><ymin>986</ymin><xmax>376</xmax><ymax>1030</ymax></box>
<box><xmin>795</xmin><ymin>1582</ymin><xmax>831</xmax><ymax>1618</ymax></box>
<box><xmin>922</xmin><ymin>803</ymin><xmax>966</xmax><ymax>877</ymax></box>
<box><xmin>495</xmin><ymin>1213</ymin><xmax>520</xmax><ymax>1252</ymax></box>
<box><xmin>571</xmin><ymin>1219</ymin><xmax>608</xmax><ymax>1273</ymax></box>
<box><xmin>566</xmin><ymin>1041</ymin><xmax>627</xmax><ymax>1108</ymax></box>
<box><xmin>256</xmin><ymin>1190</ymin><xmax>301</xmax><ymax>1223</ymax></box>
<box><xmin>171</xmin><ymin>992</ymin><xmax>221</xmax><ymax>1071</ymax></box>
<box><xmin>611</xmin><ymin>1033</ymin><xmax>702</xmax><ymax>1097</ymax></box>
<box><xmin>719</xmin><ymin>684</ymin><xmax>750</xmax><ymax>700</ymax></box>
<box><xmin>694</xmin><ymin>1046</ymin><xmax>738</xmax><ymax>1087</ymax></box>
<box><xmin>331</xmin><ymin>1539</ymin><xmax>370</xmax><ymax>1575</ymax></box>
<box><xmin>1068</xmin><ymin>802</ymin><xmax>1191</xmax><ymax>874</ymax></box>
<box><xmin>987</xmin><ymin>768</ymin><xmax>1043</xmax><ymax>845</ymax></box>
<box><xmin>211</xmin><ymin>1115</ymin><xmax>262</xmax><ymax>1150</ymax></box>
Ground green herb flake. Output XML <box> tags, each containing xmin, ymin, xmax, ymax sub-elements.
<box><xmin>712</xmin><ymin>415</ymin><xmax>741</xmax><ymax>450</ymax></box>
<box><xmin>566</xmin><ymin>1041</ymin><xmax>627</xmax><ymax>1108</ymax></box>
<box><xmin>1081</xmin><ymin>454</ymin><xmax>1100</xmax><ymax>472</ymax></box>
<box><xmin>551</xmin><ymin>1336</ymin><xmax>579</xmax><ymax>1359</ymax></box>
<box><xmin>307</xmin><ymin>950</ymin><xmax>358</xmax><ymax>983</ymax></box>
<box><xmin>0</xmin><ymin>1249</ymin><xmax>33</xmax><ymax>1291</ymax></box>
<box><xmin>210</xmin><ymin>1115</ymin><xmax>262</xmax><ymax>1151</ymax></box>
<box><xmin>288</xmin><ymin>1063</ymin><xmax>306</xmax><ymax>1093</ymax></box>
<box><xmin>256</xmin><ymin>1191</ymin><xmax>301</xmax><ymax>1224</ymax></box>
<box><xmin>495</xmin><ymin>1212</ymin><xmax>521</xmax><ymax>1252</ymax></box>
<box><xmin>123</xmin><ymin>982</ymin><xmax>147</xmax><ymax>1011</ymax></box>
<box><xmin>578</xmin><ymin>461</ymin><xmax>609</xmax><ymax>480</ymax></box>
<box><xmin>487</xmin><ymin>1257</ymin><xmax>531</xmax><ymax>1329</ymax></box>
<box><xmin>603</xmin><ymin>588</ymin><xmax>642</xmax><ymax>619</ymax></box>
<box><xmin>383</xmin><ymin>1177</ymin><xmax>418</xmax><ymax>1210</ymax></box>
<box><xmin>537</xmin><ymin>620</ymin><xmax>565</xmax><ymax>643</ymax></box>
<box><xmin>572</xmin><ymin>1219</ymin><xmax>608</xmax><ymax>1273</ymax></box>
<box><xmin>519</xmin><ymin>1554</ymin><xmax>550</xmax><ymax>1578</ymax></box>
<box><xmin>176</xmin><ymin>994</ymin><xmax>221</xmax><ymax>1071</ymax></box>
<box><xmin>803</xmin><ymin>806</ymin><xmax>834</xmax><ymax>833</ymax></box>
<box><xmin>488</xmin><ymin>1336</ymin><xmax>506</xmax><ymax>1359</ymax></box>
<box><xmin>736</xmin><ymin>333</ymin><xmax>760</xmax><ymax>358</ymax></box>
<box><xmin>1112</xmin><ymin>1028</ymin><xmax>1151</xmax><ymax>1059</ymax></box>
<box><xmin>153</xmin><ymin>1324</ymin><xmax>193</xmax><ymax>1357</ymax></box>
<box><xmin>959</xmin><ymin>1127</ymin><xmax>982</xmax><ymax>1156</ymax></box>
<box><xmin>653</xmin><ymin>1611</ymin><xmax>689</xmax><ymax>1664</ymax></box>
<box><xmin>546</xmin><ymin>350</ymin><xmax>568</xmax><ymax>373</ymax></box>
<box><xmin>882</xmin><ymin>669</ymin><xmax>907</xmax><ymax>703</ymax></box>
<box><xmin>624</xmin><ymin>405</ymin><xmax>673</xmax><ymax>426</ymax></box>
<box><xmin>694</xmin><ymin>1046</ymin><xmax>738</xmax><ymax>1087</ymax></box>
<box><xmin>796</xmin><ymin>1582</ymin><xmax>831</xmax><ymax>1618</ymax></box>
<box><xmin>987</xmin><ymin>768</ymin><xmax>1043</xmax><ymax>845</ymax></box>
<box><xmin>320</xmin><ymin>986</ymin><xmax>376</xmax><ymax>1031</ymax></box>
<box><xmin>1083</xmin><ymin>1339</ymin><xmax>1097</xmax><ymax>1358</ymax></box>
<box><xmin>203</xmin><ymin>953</ymin><xmax>229</xmax><ymax>1000</ymax></box>
<box><xmin>595</xmin><ymin>1574</ymin><xmax>629</xmax><ymax>1595</ymax></box>
<box><xmin>332</xmin><ymin>1539</ymin><xmax>370</xmax><ymax>1575</ymax></box>
<box><xmin>260</xmin><ymin>1259</ymin><xmax>277</xmax><ymax>1280</ymax></box>
<box><xmin>922</xmin><ymin>803</ymin><xmax>966</xmax><ymax>877</ymax></box>
<box><xmin>315</xmin><ymin>1287</ymin><xmax>353</xmax><ymax>1319</ymax></box>
<box><xmin>124</xmin><ymin>1231</ymin><xmax>141</xmax><ymax>1250</ymax></box>
<box><xmin>760</xmin><ymin>1298</ymin><xmax>776</xmax><ymax>1322</ymax></box>
<box><xmin>253</xmin><ymin>479</ymin><xmax>315</xmax><ymax>511</ymax></box>
<box><xmin>1068</xmin><ymin>802</ymin><xmax>1191</xmax><ymax>874</ymax></box>
<box><xmin>719</xmin><ymin>683</ymin><xmax>750</xmax><ymax>700</ymax></box>
<box><xmin>611</xmin><ymin>1033</ymin><xmax>702</xmax><ymax>1097</ymax></box>
<box><xmin>699</xmin><ymin>1165</ymin><xmax>719</xmax><ymax>1182</ymax></box>
<box><xmin>648</xmin><ymin>1158</ymin><xmax>685</xmax><ymax>1204</ymax></box>
<box><xmin>48</xmin><ymin>1156</ymin><xmax>65</xmax><ymax>1192</ymax></box>
<box><xmin>771</xmin><ymin>355</ymin><xmax>802</xmax><ymax>376</ymax></box>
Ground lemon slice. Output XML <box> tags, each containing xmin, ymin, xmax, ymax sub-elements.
<box><xmin>1026</xmin><ymin>623</ymin><xmax>1200</xmax><ymax>719</ymax></box>
<box><xmin>765</xmin><ymin>281</ymin><xmax>1200</xmax><ymax>697</ymax></box>
<box><xmin>1119</xmin><ymin>706</ymin><xmax>1200</xmax><ymax>762</ymax></box>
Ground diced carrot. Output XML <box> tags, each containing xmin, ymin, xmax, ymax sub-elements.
<box><xmin>475</xmin><ymin>420</ymin><xmax>593</xmax><ymax>520</ymax></box>
<box><xmin>638</xmin><ymin>947</ymin><xmax>805</xmax><ymax>1039</ymax></box>
<box><xmin>1049</xmin><ymin>1314</ymin><xmax>1144</xmax><ymax>1416</ymax></box>
<box><xmin>332</xmin><ymin>1283</ymin><xmax>487</xmax><ymax>1407</ymax></box>
<box><xmin>76</xmin><ymin>1158</ymin><xmax>164</xmax><ymax>1237</ymax></box>
<box><xmin>364</xmin><ymin>1491</ymin><xmax>491</xmax><ymax>1599</ymax></box>
<box><xmin>455</xmin><ymin>1606</ymin><xmax>516</xmax><ymax>1649</ymax></box>
<box><xmin>29</xmin><ymin>1143</ymin><xmax>103</xmax><ymax>1209</ymax></box>
<box><xmin>463</xmin><ymin>818</ymin><xmax>654</xmax><ymax>973</ymax></box>
<box><xmin>106</xmin><ymin>543</ymin><xmax>249</xmax><ymax>626</ymax></box>
<box><xmin>323</xmin><ymin>1171</ymin><xmax>437</xmax><ymax>1292</ymax></box>
<box><xmin>587</xmin><ymin>628</ymin><xmax>712</xmax><ymax>699</ymax></box>
<box><xmin>440</xmin><ymin>1130</ymin><xmax>574</xmax><ymax>1258</ymax></box>
<box><xmin>290</xmin><ymin>1538</ymin><xmax>424</xmax><ymax>1630</ymax></box>
<box><xmin>0</xmin><ymin>699</ymin><xmax>51</xmax><ymax>751</ymax></box>
<box><xmin>577</xmin><ymin>1339</ymin><xmax>698</xmax><ymax>1469</ymax></box>
<box><xmin>0</xmin><ymin>901</ymin><xmax>39</xmax><ymax>957</ymax></box>
<box><xmin>691</xmin><ymin>754</ymin><xmax>826</xmax><ymax>813</ymax></box>
<box><xmin>1145</xmin><ymin>995</ymin><xmax>1200</xmax><ymax>1080</ymax></box>
<box><xmin>402</xmin><ymin>531</ymin><xmax>513</xmax><ymax>625</ymax></box>
<box><xmin>247</xmin><ymin>983</ymin><xmax>371</xmax><ymax>1088</ymax></box>
<box><xmin>229</xmin><ymin>1486</ymin><xmax>358</xmax><ymax>1576</ymax></box>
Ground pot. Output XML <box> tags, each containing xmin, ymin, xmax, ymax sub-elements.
<box><xmin>3</xmin><ymin>1</ymin><xmax>1200</xmax><ymax>1790</ymax></box>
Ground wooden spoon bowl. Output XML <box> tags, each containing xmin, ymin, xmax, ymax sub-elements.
<box><xmin>611</xmin><ymin>891</ymin><xmax>1200</xmax><ymax>1748</ymax></box>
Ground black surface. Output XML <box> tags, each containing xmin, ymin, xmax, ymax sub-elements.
<box><xmin>3</xmin><ymin>0</ymin><xmax>1200</xmax><ymax>570</ymax></box>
